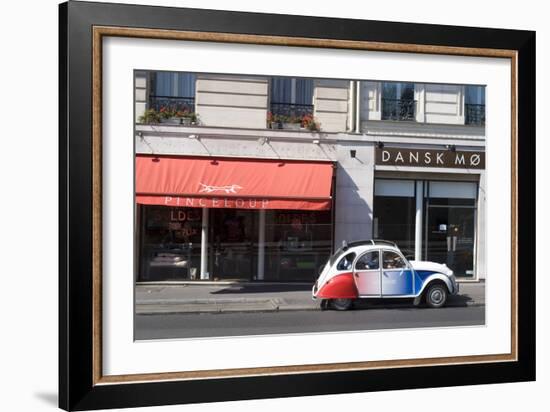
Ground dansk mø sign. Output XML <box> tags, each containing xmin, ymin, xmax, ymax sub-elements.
<box><xmin>375</xmin><ymin>147</ymin><xmax>485</xmax><ymax>169</ymax></box>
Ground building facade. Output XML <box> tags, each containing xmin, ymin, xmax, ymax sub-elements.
<box><xmin>135</xmin><ymin>71</ymin><xmax>486</xmax><ymax>283</ymax></box>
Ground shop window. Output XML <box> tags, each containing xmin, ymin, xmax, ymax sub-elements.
<box><xmin>138</xmin><ymin>206</ymin><xmax>202</xmax><ymax>281</ymax></box>
<box><xmin>373</xmin><ymin>179</ymin><xmax>416</xmax><ymax>258</ymax></box>
<box><xmin>207</xmin><ymin>209</ymin><xmax>258</xmax><ymax>281</ymax></box>
<box><xmin>264</xmin><ymin>210</ymin><xmax>332</xmax><ymax>281</ymax></box>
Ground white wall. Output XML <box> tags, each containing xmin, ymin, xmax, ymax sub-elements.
<box><xmin>334</xmin><ymin>144</ymin><xmax>375</xmax><ymax>245</ymax></box>
<box><xmin>195</xmin><ymin>74</ymin><xmax>268</xmax><ymax>128</ymax></box>
<box><xmin>423</xmin><ymin>83</ymin><xmax>465</xmax><ymax>124</ymax></box>
<box><xmin>134</xmin><ymin>71</ymin><xmax>148</xmax><ymax>122</ymax></box>
<box><xmin>314</xmin><ymin>79</ymin><xmax>350</xmax><ymax>132</ymax></box>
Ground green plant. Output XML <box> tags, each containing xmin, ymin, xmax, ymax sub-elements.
<box><xmin>159</xmin><ymin>106</ymin><xmax>176</xmax><ymax>119</ymax></box>
<box><xmin>138</xmin><ymin>108</ymin><xmax>161</xmax><ymax>124</ymax></box>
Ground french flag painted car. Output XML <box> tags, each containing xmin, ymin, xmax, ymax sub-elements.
<box><xmin>312</xmin><ymin>240</ymin><xmax>459</xmax><ymax>310</ymax></box>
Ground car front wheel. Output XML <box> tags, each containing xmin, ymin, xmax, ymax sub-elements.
<box><xmin>425</xmin><ymin>283</ymin><xmax>448</xmax><ymax>308</ymax></box>
<box><xmin>331</xmin><ymin>298</ymin><xmax>353</xmax><ymax>311</ymax></box>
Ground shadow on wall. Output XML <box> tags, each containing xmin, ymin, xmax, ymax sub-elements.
<box><xmin>334</xmin><ymin>160</ymin><xmax>373</xmax><ymax>245</ymax></box>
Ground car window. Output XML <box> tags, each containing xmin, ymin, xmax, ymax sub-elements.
<box><xmin>382</xmin><ymin>251</ymin><xmax>407</xmax><ymax>269</ymax></box>
<box><xmin>355</xmin><ymin>251</ymin><xmax>379</xmax><ymax>270</ymax></box>
<box><xmin>336</xmin><ymin>252</ymin><xmax>356</xmax><ymax>271</ymax></box>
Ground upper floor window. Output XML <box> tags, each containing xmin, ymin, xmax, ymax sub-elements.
<box><xmin>465</xmin><ymin>85</ymin><xmax>486</xmax><ymax>126</ymax></box>
<box><xmin>269</xmin><ymin>77</ymin><xmax>314</xmax><ymax>123</ymax></box>
<box><xmin>381</xmin><ymin>82</ymin><xmax>416</xmax><ymax>121</ymax></box>
<box><xmin>150</xmin><ymin>72</ymin><xmax>196</xmax><ymax>113</ymax></box>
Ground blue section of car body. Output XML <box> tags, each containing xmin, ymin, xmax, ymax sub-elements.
<box><xmin>382</xmin><ymin>269</ymin><xmax>415</xmax><ymax>295</ymax></box>
<box><xmin>413</xmin><ymin>270</ymin><xmax>440</xmax><ymax>295</ymax></box>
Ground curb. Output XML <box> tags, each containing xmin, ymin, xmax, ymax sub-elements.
<box><xmin>136</xmin><ymin>300</ymin><xmax>484</xmax><ymax>315</ymax></box>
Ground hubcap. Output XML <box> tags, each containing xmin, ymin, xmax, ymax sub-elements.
<box><xmin>430</xmin><ymin>289</ymin><xmax>444</xmax><ymax>304</ymax></box>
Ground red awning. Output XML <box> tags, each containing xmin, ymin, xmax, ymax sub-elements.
<box><xmin>136</xmin><ymin>155</ymin><xmax>334</xmax><ymax>210</ymax></box>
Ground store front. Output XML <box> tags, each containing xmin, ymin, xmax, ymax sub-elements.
<box><xmin>373</xmin><ymin>178</ymin><xmax>479</xmax><ymax>279</ymax></box>
<box><xmin>136</xmin><ymin>155</ymin><xmax>334</xmax><ymax>282</ymax></box>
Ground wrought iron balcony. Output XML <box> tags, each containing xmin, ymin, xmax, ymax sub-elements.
<box><xmin>381</xmin><ymin>98</ymin><xmax>417</xmax><ymax>121</ymax></box>
<box><xmin>465</xmin><ymin>104</ymin><xmax>486</xmax><ymax>126</ymax></box>
<box><xmin>270</xmin><ymin>102</ymin><xmax>314</xmax><ymax>118</ymax></box>
<box><xmin>149</xmin><ymin>95</ymin><xmax>195</xmax><ymax>113</ymax></box>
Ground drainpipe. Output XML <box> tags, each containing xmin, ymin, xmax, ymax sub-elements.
<box><xmin>415</xmin><ymin>181</ymin><xmax>423</xmax><ymax>261</ymax></box>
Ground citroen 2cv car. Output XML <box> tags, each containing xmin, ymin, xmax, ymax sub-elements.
<box><xmin>312</xmin><ymin>240</ymin><xmax>459</xmax><ymax>310</ymax></box>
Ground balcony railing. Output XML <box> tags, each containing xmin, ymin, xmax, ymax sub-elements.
<box><xmin>381</xmin><ymin>98</ymin><xmax>417</xmax><ymax>121</ymax></box>
<box><xmin>149</xmin><ymin>95</ymin><xmax>195</xmax><ymax>113</ymax></box>
<box><xmin>465</xmin><ymin>104</ymin><xmax>486</xmax><ymax>126</ymax></box>
<box><xmin>270</xmin><ymin>102</ymin><xmax>314</xmax><ymax>118</ymax></box>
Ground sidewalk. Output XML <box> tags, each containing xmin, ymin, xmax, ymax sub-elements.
<box><xmin>135</xmin><ymin>281</ymin><xmax>485</xmax><ymax>315</ymax></box>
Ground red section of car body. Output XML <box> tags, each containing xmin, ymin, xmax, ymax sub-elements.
<box><xmin>316</xmin><ymin>272</ymin><xmax>359</xmax><ymax>299</ymax></box>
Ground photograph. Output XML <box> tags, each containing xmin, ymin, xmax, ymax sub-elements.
<box><xmin>133</xmin><ymin>70</ymin><xmax>487</xmax><ymax>340</ymax></box>
<box><xmin>55</xmin><ymin>1</ymin><xmax>536</xmax><ymax>409</ymax></box>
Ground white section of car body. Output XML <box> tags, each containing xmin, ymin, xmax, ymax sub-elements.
<box><xmin>409</xmin><ymin>260</ymin><xmax>453</xmax><ymax>277</ymax></box>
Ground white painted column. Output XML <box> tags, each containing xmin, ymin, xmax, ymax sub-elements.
<box><xmin>257</xmin><ymin>209</ymin><xmax>266</xmax><ymax>280</ymax></box>
<box><xmin>415</xmin><ymin>181</ymin><xmax>423</xmax><ymax>261</ymax></box>
<box><xmin>355</xmin><ymin>81</ymin><xmax>361</xmax><ymax>133</ymax></box>
<box><xmin>200</xmin><ymin>208</ymin><xmax>209</xmax><ymax>280</ymax></box>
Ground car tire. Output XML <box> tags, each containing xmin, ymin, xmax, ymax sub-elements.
<box><xmin>331</xmin><ymin>298</ymin><xmax>353</xmax><ymax>311</ymax></box>
<box><xmin>425</xmin><ymin>283</ymin><xmax>448</xmax><ymax>308</ymax></box>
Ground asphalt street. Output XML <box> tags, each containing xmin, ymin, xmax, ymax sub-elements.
<box><xmin>135</xmin><ymin>304</ymin><xmax>485</xmax><ymax>340</ymax></box>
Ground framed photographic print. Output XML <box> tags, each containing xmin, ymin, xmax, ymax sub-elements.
<box><xmin>59</xmin><ymin>1</ymin><xmax>536</xmax><ymax>410</ymax></box>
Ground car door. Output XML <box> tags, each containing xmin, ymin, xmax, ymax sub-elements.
<box><xmin>353</xmin><ymin>250</ymin><xmax>381</xmax><ymax>296</ymax></box>
<box><xmin>381</xmin><ymin>249</ymin><xmax>414</xmax><ymax>296</ymax></box>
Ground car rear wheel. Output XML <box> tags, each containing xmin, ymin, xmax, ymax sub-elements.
<box><xmin>425</xmin><ymin>283</ymin><xmax>447</xmax><ymax>308</ymax></box>
<box><xmin>331</xmin><ymin>298</ymin><xmax>353</xmax><ymax>311</ymax></box>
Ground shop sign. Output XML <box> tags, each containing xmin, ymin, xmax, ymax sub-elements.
<box><xmin>375</xmin><ymin>148</ymin><xmax>485</xmax><ymax>169</ymax></box>
<box><xmin>162</xmin><ymin>196</ymin><xmax>272</xmax><ymax>209</ymax></box>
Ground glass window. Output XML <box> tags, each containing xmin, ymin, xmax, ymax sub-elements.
<box><xmin>382</xmin><ymin>82</ymin><xmax>415</xmax><ymax>100</ymax></box>
<box><xmin>138</xmin><ymin>206</ymin><xmax>202</xmax><ymax>281</ymax></box>
<box><xmin>355</xmin><ymin>251</ymin><xmax>380</xmax><ymax>271</ymax></box>
<box><xmin>381</xmin><ymin>82</ymin><xmax>415</xmax><ymax>121</ymax></box>
<box><xmin>465</xmin><ymin>85</ymin><xmax>485</xmax><ymax>105</ymax></box>
<box><xmin>264</xmin><ymin>210</ymin><xmax>332</xmax><ymax>281</ymax></box>
<box><xmin>207</xmin><ymin>209</ymin><xmax>258</xmax><ymax>281</ymax></box>
<box><xmin>337</xmin><ymin>252</ymin><xmax>356</xmax><ymax>271</ymax></box>
<box><xmin>149</xmin><ymin>72</ymin><xmax>196</xmax><ymax>114</ymax></box>
<box><xmin>382</xmin><ymin>251</ymin><xmax>407</xmax><ymax>269</ymax></box>
<box><xmin>465</xmin><ymin>85</ymin><xmax>485</xmax><ymax>125</ymax></box>
<box><xmin>270</xmin><ymin>77</ymin><xmax>314</xmax><ymax>105</ymax></box>
<box><xmin>373</xmin><ymin>181</ymin><xmax>416</xmax><ymax>258</ymax></box>
<box><xmin>152</xmin><ymin>72</ymin><xmax>196</xmax><ymax>98</ymax></box>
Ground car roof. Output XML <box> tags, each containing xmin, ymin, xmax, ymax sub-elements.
<box><xmin>329</xmin><ymin>240</ymin><xmax>400</xmax><ymax>266</ymax></box>
<box><xmin>345</xmin><ymin>239</ymin><xmax>398</xmax><ymax>249</ymax></box>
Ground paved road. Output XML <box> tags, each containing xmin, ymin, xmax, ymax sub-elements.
<box><xmin>135</xmin><ymin>304</ymin><xmax>485</xmax><ymax>340</ymax></box>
